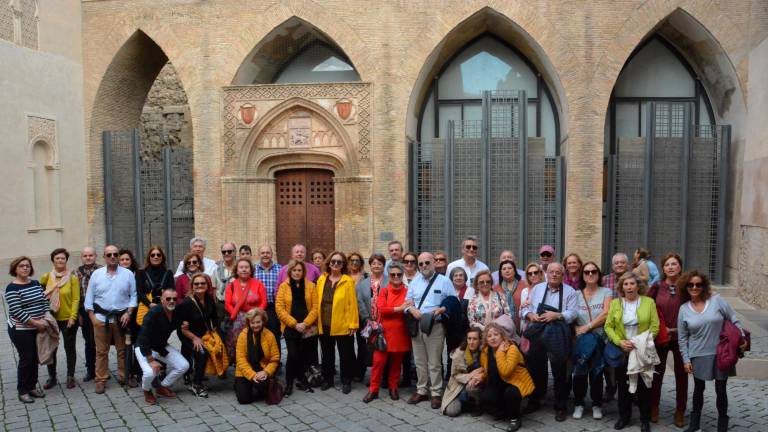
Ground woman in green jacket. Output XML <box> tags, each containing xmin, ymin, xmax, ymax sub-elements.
<box><xmin>604</xmin><ymin>272</ymin><xmax>659</xmax><ymax>432</ymax></box>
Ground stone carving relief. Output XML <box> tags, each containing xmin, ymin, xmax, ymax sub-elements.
<box><xmin>2</xmin><ymin>0</ymin><xmax>37</xmax><ymax>48</ymax></box>
<box><xmin>28</xmin><ymin>115</ymin><xmax>56</xmax><ymax>165</ymax></box>
<box><xmin>222</xmin><ymin>83</ymin><xmax>372</xmax><ymax>162</ymax></box>
<box><xmin>257</xmin><ymin>109</ymin><xmax>342</xmax><ymax>150</ymax></box>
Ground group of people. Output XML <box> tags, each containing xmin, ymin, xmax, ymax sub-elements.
<box><xmin>5</xmin><ymin>236</ymin><xmax>748</xmax><ymax>432</ymax></box>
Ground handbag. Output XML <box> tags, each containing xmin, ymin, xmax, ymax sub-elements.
<box><xmin>265</xmin><ymin>377</ymin><xmax>284</xmax><ymax>405</ymax></box>
<box><xmin>406</xmin><ymin>274</ymin><xmax>437</xmax><ymax>337</ymax></box>
<box><xmin>375</xmin><ymin>331</ymin><xmax>388</xmax><ymax>351</ymax></box>
<box><xmin>305</xmin><ymin>364</ymin><xmax>323</xmax><ymax>387</ymax></box>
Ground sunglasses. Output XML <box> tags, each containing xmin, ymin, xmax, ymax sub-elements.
<box><xmin>527</xmin><ymin>270</ymin><xmax>541</xmax><ymax>276</ymax></box>
<box><xmin>165</xmin><ymin>297</ymin><xmax>178</xmax><ymax>302</ymax></box>
<box><xmin>389</xmin><ymin>272</ymin><xmax>403</xmax><ymax>278</ymax></box>
<box><xmin>221</xmin><ymin>249</ymin><xmax>234</xmax><ymax>255</ymax></box>
<box><xmin>435</xmin><ymin>257</ymin><xmax>447</xmax><ymax>262</ymax></box>
<box><xmin>540</xmin><ymin>252</ymin><xmax>553</xmax><ymax>258</ymax></box>
<box><xmin>465</xmin><ymin>245</ymin><xmax>478</xmax><ymax>251</ymax></box>
<box><xmin>192</xmin><ymin>281</ymin><xmax>208</xmax><ymax>287</ymax></box>
<box><xmin>105</xmin><ymin>253</ymin><xmax>119</xmax><ymax>258</ymax></box>
<box><xmin>350</xmin><ymin>259</ymin><xmax>362</xmax><ymax>264</ymax></box>
<box><xmin>583</xmin><ymin>269</ymin><xmax>599</xmax><ymax>275</ymax></box>
<box><xmin>330</xmin><ymin>259</ymin><xmax>344</xmax><ymax>266</ymax></box>
<box><xmin>477</xmin><ymin>280</ymin><xmax>493</xmax><ymax>285</ymax></box>
<box><xmin>418</xmin><ymin>261</ymin><xmax>432</xmax><ymax>267</ymax></box>
<box><xmin>686</xmin><ymin>282</ymin><xmax>705</xmax><ymax>289</ymax></box>
<box><xmin>187</xmin><ymin>260</ymin><xmax>199</xmax><ymax>265</ymax></box>
<box><xmin>150</xmin><ymin>253</ymin><xmax>163</xmax><ymax>258</ymax></box>
<box><xmin>403</xmin><ymin>259</ymin><xmax>417</xmax><ymax>265</ymax></box>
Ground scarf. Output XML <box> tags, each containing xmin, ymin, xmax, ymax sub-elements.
<box><xmin>246</xmin><ymin>329</ymin><xmax>264</xmax><ymax>372</ymax></box>
<box><xmin>77</xmin><ymin>264</ymin><xmax>99</xmax><ymax>302</ymax></box>
<box><xmin>500</xmin><ymin>278</ymin><xmax>519</xmax><ymax>318</ymax></box>
<box><xmin>45</xmin><ymin>269</ymin><xmax>71</xmax><ymax>313</ymax></box>
<box><xmin>465</xmin><ymin>348</ymin><xmax>480</xmax><ymax>371</ymax></box>
<box><xmin>370</xmin><ymin>276</ymin><xmax>383</xmax><ymax>320</ymax></box>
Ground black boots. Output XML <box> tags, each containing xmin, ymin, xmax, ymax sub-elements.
<box><xmin>685</xmin><ymin>411</ymin><xmax>700</xmax><ymax>432</ymax></box>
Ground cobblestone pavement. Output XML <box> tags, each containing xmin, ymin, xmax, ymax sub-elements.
<box><xmin>2</xmin><ymin>302</ymin><xmax>768</xmax><ymax>432</ymax></box>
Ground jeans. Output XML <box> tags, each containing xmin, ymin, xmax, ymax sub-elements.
<box><xmin>651</xmin><ymin>342</ymin><xmax>688</xmax><ymax>413</ymax></box>
<box><xmin>528</xmin><ymin>342</ymin><xmax>568</xmax><ymax>410</ymax></box>
<box><xmin>234</xmin><ymin>377</ymin><xmax>268</xmax><ymax>404</ymax></box>
<box><xmin>134</xmin><ymin>345</ymin><xmax>189</xmax><ymax>391</ymax></box>
<box><xmin>573</xmin><ymin>370</ymin><xmax>604</xmax><ymax>407</ymax></box>
<box><xmin>48</xmin><ymin>320</ymin><xmax>79</xmax><ymax>378</ymax></box>
<box><xmin>79</xmin><ymin>306</ymin><xmax>96</xmax><ymax>376</ymax></box>
<box><xmin>482</xmin><ymin>380</ymin><xmax>523</xmax><ymax>419</ymax></box>
<box><xmin>9</xmin><ymin>326</ymin><xmax>38</xmax><ymax>394</ymax></box>
<box><xmin>181</xmin><ymin>342</ymin><xmax>210</xmax><ymax>386</ymax></box>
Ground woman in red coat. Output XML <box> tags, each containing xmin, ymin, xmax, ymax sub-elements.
<box><xmin>363</xmin><ymin>262</ymin><xmax>411</xmax><ymax>403</ymax></box>
<box><xmin>224</xmin><ymin>258</ymin><xmax>267</xmax><ymax>361</ymax></box>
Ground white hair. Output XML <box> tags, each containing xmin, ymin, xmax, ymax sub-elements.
<box><xmin>190</xmin><ymin>237</ymin><xmax>207</xmax><ymax>248</ymax></box>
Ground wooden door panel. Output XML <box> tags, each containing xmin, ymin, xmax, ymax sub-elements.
<box><xmin>275</xmin><ymin>169</ymin><xmax>335</xmax><ymax>264</ymax></box>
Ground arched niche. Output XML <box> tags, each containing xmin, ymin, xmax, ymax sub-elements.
<box><xmin>231</xmin><ymin>16</ymin><xmax>361</xmax><ymax>85</ymax></box>
<box><xmin>27</xmin><ymin>139</ymin><xmax>61</xmax><ymax>230</ymax></box>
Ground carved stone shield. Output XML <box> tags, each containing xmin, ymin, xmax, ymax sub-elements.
<box><xmin>335</xmin><ymin>100</ymin><xmax>352</xmax><ymax>120</ymax></box>
<box><xmin>239</xmin><ymin>103</ymin><xmax>256</xmax><ymax>125</ymax></box>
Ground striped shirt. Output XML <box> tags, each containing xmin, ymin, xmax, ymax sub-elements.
<box><xmin>255</xmin><ymin>262</ymin><xmax>282</xmax><ymax>304</ymax></box>
<box><xmin>5</xmin><ymin>281</ymin><xmax>49</xmax><ymax>330</ymax></box>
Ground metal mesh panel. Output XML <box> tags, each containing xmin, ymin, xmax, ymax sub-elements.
<box><xmin>451</xmin><ymin>121</ymin><xmax>482</xmax><ymax>258</ymax></box>
<box><xmin>413</xmin><ymin>139</ymin><xmax>446</xmax><ymax>253</ymax></box>
<box><xmin>687</xmin><ymin>126</ymin><xmax>720</xmax><ymax>276</ymax></box>
<box><xmin>140</xmin><ymin>154</ymin><xmax>166</xmax><ymax>257</ymax></box>
<box><xmin>525</xmin><ymin>139</ymin><xmax>558</xmax><ymax>263</ymax></box>
<box><xmin>488</xmin><ymin>136</ymin><xmax>519</xmax><ymax>268</ymax></box>
<box><xmin>490</xmin><ymin>91</ymin><xmax>520</xmax><ymax>139</ymax></box>
<box><xmin>168</xmin><ymin>147</ymin><xmax>195</xmax><ymax>267</ymax></box>
<box><xmin>613</xmin><ymin>137</ymin><xmax>646</xmax><ymax>256</ymax></box>
<box><xmin>104</xmin><ymin>131</ymin><xmax>139</xmax><ymax>253</ymax></box>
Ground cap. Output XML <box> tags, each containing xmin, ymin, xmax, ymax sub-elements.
<box><xmin>539</xmin><ymin>245</ymin><xmax>555</xmax><ymax>255</ymax></box>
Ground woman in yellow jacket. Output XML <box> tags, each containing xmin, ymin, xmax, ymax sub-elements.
<box><xmin>234</xmin><ymin>307</ymin><xmax>280</xmax><ymax>404</ymax></box>
<box><xmin>480</xmin><ymin>317</ymin><xmax>534</xmax><ymax>432</ymax></box>
<box><xmin>316</xmin><ymin>251</ymin><xmax>359</xmax><ymax>394</ymax></box>
<box><xmin>276</xmin><ymin>260</ymin><xmax>319</xmax><ymax>395</ymax></box>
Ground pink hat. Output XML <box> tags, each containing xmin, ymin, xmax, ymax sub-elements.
<box><xmin>493</xmin><ymin>314</ymin><xmax>520</xmax><ymax>344</ymax></box>
<box><xmin>539</xmin><ymin>245</ymin><xmax>555</xmax><ymax>255</ymax></box>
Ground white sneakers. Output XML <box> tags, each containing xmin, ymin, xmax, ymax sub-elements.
<box><xmin>573</xmin><ymin>405</ymin><xmax>584</xmax><ymax>419</ymax></box>
<box><xmin>592</xmin><ymin>406</ymin><xmax>603</xmax><ymax>419</ymax></box>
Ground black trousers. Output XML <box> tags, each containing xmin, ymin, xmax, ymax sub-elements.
<box><xmin>79</xmin><ymin>305</ymin><xmax>96</xmax><ymax>376</ymax></box>
<box><xmin>285</xmin><ymin>336</ymin><xmax>318</xmax><ymax>383</ymax></box>
<box><xmin>265</xmin><ymin>304</ymin><xmax>282</xmax><ymax>342</ymax></box>
<box><xmin>234</xmin><ymin>377</ymin><xmax>268</xmax><ymax>404</ymax></box>
<box><xmin>692</xmin><ymin>377</ymin><xmax>728</xmax><ymax>417</ymax></box>
<box><xmin>481</xmin><ymin>381</ymin><xmax>523</xmax><ymax>419</ymax></box>
<box><xmin>48</xmin><ymin>320</ymin><xmax>79</xmax><ymax>378</ymax></box>
<box><xmin>527</xmin><ymin>344</ymin><xmax>568</xmax><ymax>410</ymax></box>
<box><xmin>355</xmin><ymin>329</ymin><xmax>370</xmax><ymax>379</ymax></box>
<box><xmin>616</xmin><ymin>361</ymin><xmax>651</xmax><ymax>423</ymax></box>
<box><xmin>181</xmin><ymin>342</ymin><xmax>210</xmax><ymax>385</ymax></box>
<box><xmin>320</xmin><ymin>334</ymin><xmax>355</xmax><ymax>383</ymax></box>
<box><xmin>9</xmin><ymin>326</ymin><xmax>38</xmax><ymax>394</ymax></box>
<box><xmin>573</xmin><ymin>370</ymin><xmax>604</xmax><ymax>407</ymax></box>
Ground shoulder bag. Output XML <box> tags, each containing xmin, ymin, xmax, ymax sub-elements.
<box><xmin>406</xmin><ymin>275</ymin><xmax>436</xmax><ymax>337</ymax></box>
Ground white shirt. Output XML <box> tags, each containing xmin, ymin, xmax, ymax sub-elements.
<box><xmin>446</xmin><ymin>258</ymin><xmax>489</xmax><ymax>285</ymax></box>
<box><xmin>622</xmin><ymin>298</ymin><xmax>640</xmax><ymax>338</ymax></box>
<box><xmin>174</xmin><ymin>256</ymin><xmax>218</xmax><ymax>278</ymax></box>
<box><xmin>84</xmin><ymin>266</ymin><xmax>137</xmax><ymax>323</ymax></box>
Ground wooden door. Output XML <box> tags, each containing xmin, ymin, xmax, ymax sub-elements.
<box><xmin>275</xmin><ymin>169</ymin><xmax>335</xmax><ymax>263</ymax></box>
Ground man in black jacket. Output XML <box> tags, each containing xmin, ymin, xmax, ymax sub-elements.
<box><xmin>135</xmin><ymin>287</ymin><xmax>189</xmax><ymax>404</ymax></box>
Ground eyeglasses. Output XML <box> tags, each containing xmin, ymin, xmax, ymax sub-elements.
<box><xmin>527</xmin><ymin>270</ymin><xmax>541</xmax><ymax>276</ymax></box>
<box><xmin>165</xmin><ymin>297</ymin><xmax>178</xmax><ymax>302</ymax></box>
<box><xmin>403</xmin><ymin>259</ymin><xmax>417</xmax><ymax>265</ymax></box>
<box><xmin>435</xmin><ymin>257</ymin><xmax>447</xmax><ymax>262</ymax></box>
<box><xmin>187</xmin><ymin>260</ymin><xmax>199</xmax><ymax>265</ymax></box>
<box><xmin>477</xmin><ymin>280</ymin><xmax>493</xmax><ymax>286</ymax></box>
<box><xmin>540</xmin><ymin>252</ymin><xmax>553</xmax><ymax>258</ymax></box>
<box><xmin>350</xmin><ymin>259</ymin><xmax>362</xmax><ymax>264</ymax></box>
<box><xmin>105</xmin><ymin>253</ymin><xmax>119</xmax><ymax>258</ymax></box>
<box><xmin>192</xmin><ymin>281</ymin><xmax>208</xmax><ymax>287</ymax></box>
<box><xmin>548</xmin><ymin>270</ymin><xmax>563</xmax><ymax>275</ymax></box>
<box><xmin>389</xmin><ymin>272</ymin><xmax>403</xmax><ymax>278</ymax></box>
<box><xmin>464</xmin><ymin>245</ymin><xmax>478</xmax><ymax>251</ymax></box>
<box><xmin>418</xmin><ymin>261</ymin><xmax>432</xmax><ymax>267</ymax></box>
<box><xmin>583</xmin><ymin>269</ymin><xmax>599</xmax><ymax>276</ymax></box>
<box><xmin>17</xmin><ymin>264</ymin><xmax>31</xmax><ymax>268</ymax></box>
<box><xmin>330</xmin><ymin>259</ymin><xmax>344</xmax><ymax>266</ymax></box>
<box><xmin>221</xmin><ymin>249</ymin><xmax>234</xmax><ymax>255</ymax></box>
<box><xmin>686</xmin><ymin>282</ymin><xmax>705</xmax><ymax>289</ymax></box>
<box><xmin>150</xmin><ymin>253</ymin><xmax>163</xmax><ymax>258</ymax></box>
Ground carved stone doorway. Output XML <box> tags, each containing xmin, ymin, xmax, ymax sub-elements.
<box><xmin>275</xmin><ymin>169</ymin><xmax>335</xmax><ymax>263</ymax></box>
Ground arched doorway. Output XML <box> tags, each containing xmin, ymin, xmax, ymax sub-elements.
<box><xmin>411</xmin><ymin>30</ymin><xmax>564</xmax><ymax>267</ymax></box>
<box><xmin>275</xmin><ymin>169</ymin><xmax>335</xmax><ymax>262</ymax></box>
<box><xmin>603</xmin><ymin>35</ymin><xmax>729</xmax><ymax>281</ymax></box>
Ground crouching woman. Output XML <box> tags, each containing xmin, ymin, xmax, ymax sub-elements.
<box><xmin>480</xmin><ymin>316</ymin><xmax>534</xmax><ymax>432</ymax></box>
<box><xmin>234</xmin><ymin>308</ymin><xmax>280</xmax><ymax>404</ymax></box>
<box><xmin>441</xmin><ymin>327</ymin><xmax>485</xmax><ymax>417</ymax></box>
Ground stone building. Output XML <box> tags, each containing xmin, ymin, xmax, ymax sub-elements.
<box><xmin>2</xmin><ymin>1</ymin><xmax>768</xmax><ymax>307</ymax></box>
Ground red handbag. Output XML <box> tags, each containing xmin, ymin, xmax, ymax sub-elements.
<box><xmin>654</xmin><ymin>306</ymin><xmax>670</xmax><ymax>347</ymax></box>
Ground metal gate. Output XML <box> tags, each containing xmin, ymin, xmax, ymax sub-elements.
<box><xmin>604</xmin><ymin>102</ymin><xmax>729</xmax><ymax>282</ymax></box>
<box><xmin>410</xmin><ymin>90</ymin><xmax>564</xmax><ymax>268</ymax></box>
<box><xmin>103</xmin><ymin>129</ymin><xmax>194</xmax><ymax>267</ymax></box>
